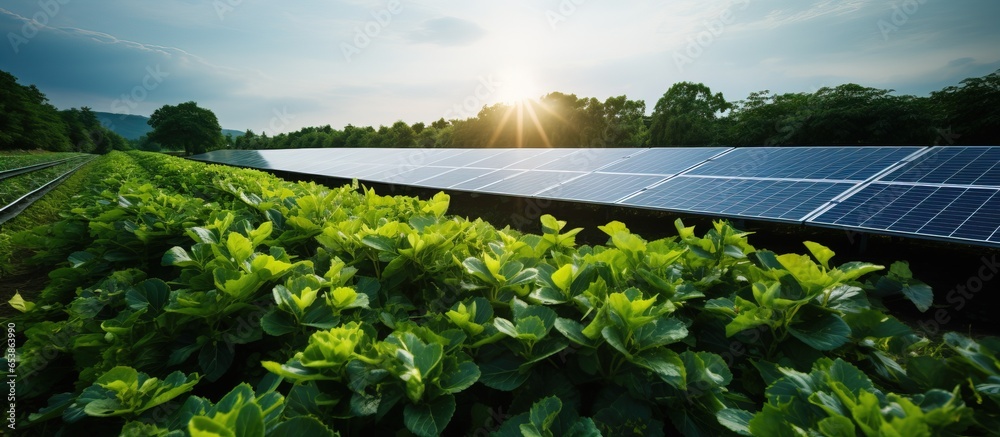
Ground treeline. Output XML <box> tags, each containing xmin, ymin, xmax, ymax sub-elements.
<box><xmin>236</xmin><ymin>70</ymin><xmax>999</xmax><ymax>149</ymax></box>
<box><xmin>0</xmin><ymin>70</ymin><xmax>129</xmax><ymax>153</ymax></box>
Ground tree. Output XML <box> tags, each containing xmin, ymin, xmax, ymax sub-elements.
<box><xmin>649</xmin><ymin>82</ymin><xmax>730</xmax><ymax>146</ymax></box>
<box><xmin>388</xmin><ymin>120</ymin><xmax>416</xmax><ymax>147</ymax></box>
<box><xmin>147</xmin><ymin>101</ymin><xmax>224</xmax><ymax>155</ymax></box>
<box><xmin>600</xmin><ymin>95</ymin><xmax>649</xmax><ymax>147</ymax></box>
<box><xmin>930</xmin><ymin>70</ymin><xmax>1000</xmax><ymax>145</ymax></box>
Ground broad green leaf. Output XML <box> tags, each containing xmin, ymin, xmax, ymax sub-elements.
<box><xmin>816</xmin><ymin>415</ymin><xmax>856</xmax><ymax>437</ymax></box>
<box><xmin>234</xmin><ymin>403</ymin><xmax>265</xmax><ymax>437</ymax></box>
<box><xmin>361</xmin><ymin>234</ymin><xmax>396</xmax><ymax>253</ymax></box>
<box><xmin>633</xmin><ymin>317</ymin><xmax>688</xmax><ymax>350</ymax></box>
<box><xmin>747</xmin><ymin>404</ymin><xmax>798</xmax><ymax>437</ymax></box>
<box><xmin>187</xmin><ymin>227</ymin><xmax>219</xmax><ymax>244</ymax></box>
<box><xmin>269</xmin><ymin>416</ymin><xmax>338</xmax><ymax>437</ymax></box>
<box><xmin>829</xmin><ymin>261</ymin><xmax>884</xmax><ymax>283</ymax></box>
<box><xmin>438</xmin><ymin>360</ymin><xmax>480</xmax><ymax>393</ymax></box>
<box><xmin>494</xmin><ymin>318</ymin><xmax>519</xmax><ymax>338</ymax></box>
<box><xmin>716</xmin><ymin>409</ymin><xmax>753</xmax><ymax>436</ymax></box>
<box><xmin>515</xmin><ymin>316</ymin><xmax>548</xmax><ymax>341</ymax></box>
<box><xmin>162</xmin><ymin>246</ymin><xmax>198</xmax><ymax>268</ymax></box>
<box><xmin>632</xmin><ymin>348</ymin><xmax>685</xmax><ymax>388</ymax></box>
<box><xmin>901</xmin><ymin>282</ymin><xmax>933</xmax><ymax>313</ymax></box>
<box><xmin>226</xmin><ymin>232</ymin><xmax>254</xmax><ymax>263</ymax></box>
<box><xmin>478</xmin><ymin>354</ymin><xmax>529</xmax><ymax>391</ymax></box>
<box><xmin>261</xmin><ymin>310</ymin><xmax>297</xmax><ymax>336</ymax></box>
<box><xmin>8</xmin><ymin>291</ymin><xmax>35</xmax><ymax>313</ymax></box>
<box><xmin>125</xmin><ymin>279</ymin><xmax>171</xmax><ymax>312</ymax></box>
<box><xmin>214</xmin><ymin>268</ymin><xmax>263</xmax><ymax>300</ymax></box>
<box><xmin>788</xmin><ymin>312</ymin><xmax>851</xmax><ymax>351</ymax></box>
<box><xmin>404</xmin><ymin>395</ymin><xmax>456</xmax><ymax>437</ymax></box>
<box><xmin>199</xmin><ymin>341</ymin><xmax>235</xmax><ymax>382</ymax></box>
<box><xmin>803</xmin><ymin>241</ymin><xmax>835</xmax><ymax>269</ymax></box>
<box><xmin>68</xmin><ymin>250</ymin><xmax>96</xmax><ymax>268</ymax></box>
<box><xmin>523</xmin><ymin>396</ymin><xmax>562</xmax><ymax>437</ymax></box>
<box><xmin>550</xmin><ymin>264</ymin><xmax>574</xmax><ymax>292</ymax></box>
<box><xmin>190</xmin><ymin>416</ymin><xmax>236</xmax><ymax>437</ymax></box>
<box><xmin>248</xmin><ymin>221</ymin><xmax>273</xmax><ymax>247</ymax></box>
<box><xmin>554</xmin><ymin>318</ymin><xmax>601</xmax><ymax>348</ymax></box>
<box><xmin>601</xmin><ymin>326</ymin><xmax>631</xmax><ymax>357</ymax></box>
<box><xmin>261</xmin><ymin>359</ymin><xmax>324</xmax><ymax>382</ymax></box>
<box><xmin>463</xmin><ymin>257</ymin><xmax>499</xmax><ymax>286</ymax></box>
<box><xmin>777</xmin><ymin>253</ymin><xmax>832</xmax><ymax>292</ymax></box>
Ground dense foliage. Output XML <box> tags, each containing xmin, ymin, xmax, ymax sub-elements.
<box><xmin>147</xmin><ymin>102</ymin><xmax>226</xmax><ymax>156</ymax></box>
<box><xmin>232</xmin><ymin>70</ymin><xmax>999</xmax><ymax>149</ymax></box>
<box><xmin>0</xmin><ymin>70</ymin><xmax>129</xmax><ymax>153</ymax></box>
<box><xmin>4</xmin><ymin>152</ymin><xmax>1000</xmax><ymax>436</ymax></box>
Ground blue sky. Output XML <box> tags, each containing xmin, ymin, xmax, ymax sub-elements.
<box><xmin>2</xmin><ymin>0</ymin><xmax>998</xmax><ymax>134</ymax></box>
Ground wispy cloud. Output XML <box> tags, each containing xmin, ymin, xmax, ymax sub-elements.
<box><xmin>408</xmin><ymin>17</ymin><xmax>485</xmax><ymax>46</ymax></box>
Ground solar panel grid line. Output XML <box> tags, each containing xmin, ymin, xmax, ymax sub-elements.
<box><xmin>879</xmin><ymin>146</ymin><xmax>1000</xmax><ymax>187</ymax></box>
<box><xmin>595</xmin><ymin>147</ymin><xmax>731</xmax><ymax>176</ymax></box>
<box><xmin>613</xmin><ymin>173</ymin><xmax>676</xmax><ymax>204</ymax></box>
<box><xmin>683</xmin><ymin>146</ymin><xmax>921</xmax><ymax>180</ymax></box>
<box><xmin>484</xmin><ymin>170</ymin><xmax>589</xmax><ymax>197</ymax></box>
<box><xmin>535</xmin><ymin>148</ymin><xmax>647</xmax><ymax>171</ymax></box>
<box><xmin>411</xmin><ymin>167</ymin><xmax>492</xmax><ymax>188</ymax></box>
<box><xmin>504</xmin><ymin>148</ymin><xmax>579</xmax><ymax>170</ymax></box>
<box><xmin>805</xmin><ymin>182</ymin><xmax>1000</xmax><ymax>248</ymax></box>
<box><xmin>666</xmin><ymin>147</ymin><xmax>738</xmax><ymax>175</ymax></box>
<box><xmin>618</xmin><ymin>176</ymin><xmax>855</xmax><ymax>222</ymax></box>
<box><xmin>655</xmin><ymin>173</ymin><xmax>864</xmax><ymax>184</ymax></box>
<box><xmin>449</xmin><ymin>169</ymin><xmax>526</xmax><ymax>191</ymax></box>
<box><xmin>534</xmin><ymin>173</ymin><xmax>667</xmax><ymax>204</ymax></box>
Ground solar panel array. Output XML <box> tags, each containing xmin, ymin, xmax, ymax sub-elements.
<box><xmin>810</xmin><ymin>146</ymin><xmax>1000</xmax><ymax>246</ymax></box>
<box><xmin>192</xmin><ymin>146</ymin><xmax>1000</xmax><ymax>248</ymax></box>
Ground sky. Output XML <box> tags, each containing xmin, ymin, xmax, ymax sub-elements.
<box><xmin>1</xmin><ymin>0</ymin><xmax>998</xmax><ymax>134</ymax></box>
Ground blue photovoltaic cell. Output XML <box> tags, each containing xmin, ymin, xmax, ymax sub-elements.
<box><xmin>622</xmin><ymin>176</ymin><xmax>855</xmax><ymax>221</ymax></box>
<box><xmin>450</xmin><ymin>169</ymin><xmax>524</xmax><ymax>191</ymax></box>
<box><xmin>425</xmin><ymin>149</ymin><xmax>504</xmax><ymax>167</ymax></box>
<box><xmin>468</xmin><ymin>149</ymin><xmax>556</xmax><ymax>169</ymax></box>
<box><xmin>416</xmin><ymin>168</ymin><xmax>492</xmax><ymax>188</ymax></box>
<box><xmin>536</xmin><ymin>148</ymin><xmax>644</xmax><ymax>171</ymax></box>
<box><xmin>880</xmin><ymin>146</ymin><xmax>1000</xmax><ymax>186</ymax></box>
<box><xmin>305</xmin><ymin>162</ymin><xmax>359</xmax><ymax>177</ymax></box>
<box><xmin>478</xmin><ymin>171</ymin><xmax>584</xmax><ymax>196</ymax></box>
<box><xmin>535</xmin><ymin>173</ymin><xmax>666</xmax><ymax>203</ymax></box>
<box><xmin>378</xmin><ymin>166</ymin><xmax>455</xmax><ymax>184</ymax></box>
<box><xmin>811</xmin><ymin>182</ymin><xmax>1000</xmax><ymax>244</ymax></box>
<box><xmin>505</xmin><ymin>149</ymin><xmax>579</xmax><ymax>170</ymax></box>
<box><xmin>686</xmin><ymin>147</ymin><xmax>919</xmax><ymax>180</ymax></box>
<box><xmin>598</xmin><ymin>147</ymin><xmax>730</xmax><ymax>175</ymax></box>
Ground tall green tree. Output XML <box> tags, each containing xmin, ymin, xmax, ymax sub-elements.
<box><xmin>147</xmin><ymin>101</ymin><xmax>224</xmax><ymax>155</ymax></box>
<box><xmin>649</xmin><ymin>82</ymin><xmax>730</xmax><ymax>146</ymax></box>
<box><xmin>930</xmin><ymin>70</ymin><xmax>1000</xmax><ymax>145</ymax></box>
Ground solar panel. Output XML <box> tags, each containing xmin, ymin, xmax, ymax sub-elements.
<box><xmin>416</xmin><ymin>168</ymin><xmax>492</xmax><ymax>188</ymax></box>
<box><xmin>469</xmin><ymin>149</ymin><xmax>556</xmax><ymax>169</ymax></box>
<box><xmin>880</xmin><ymin>146</ymin><xmax>1000</xmax><ymax>186</ymax></box>
<box><xmin>478</xmin><ymin>171</ymin><xmax>584</xmax><ymax>196</ymax></box>
<box><xmin>810</xmin><ymin>182</ymin><xmax>1000</xmax><ymax>245</ymax></box>
<box><xmin>450</xmin><ymin>169</ymin><xmax>524</xmax><ymax>191</ymax></box>
<box><xmin>426</xmin><ymin>149</ymin><xmax>504</xmax><ymax>167</ymax></box>
<box><xmin>192</xmin><ymin>146</ymin><xmax>1000</xmax><ymax>247</ymax></box>
<box><xmin>598</xmin><ymin>147</ymin><xmax>730</xmax><ymax>175</ymax></box>
<box><xmin>506</xmin><ymin>149</ymin><xmax>579</xmax><ymax>170</ymax></box>
<box><xmin>535</xmin><ymin>173</ymin><xmax>666</xmax><ymax>203</ymax></box>
<box><xmin>379</xmin><ymin>166</ymin><xmax>455</xmax><ymax>185</ymax></box>
<box><xmin>622</xmin><ymin>176</ymin><xmax>855</xmax><ymax>222</ymax></box>
<box><xmin>536</xmin><ymin>148</ymin><xmax>644</xmax><ymax>171</ymax></box>
<box><xmin>686</xmin><ymin>147</ymin><xmax>920</xmax><ymax>180</ymax></box>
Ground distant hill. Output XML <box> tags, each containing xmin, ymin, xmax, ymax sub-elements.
<box><xmin>95</xmin><ymin>112</ymin><xmax>244</xmax><ymax>140</ymax></box>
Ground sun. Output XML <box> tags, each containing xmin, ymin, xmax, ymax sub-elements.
<box><xmin>496</xmin><ymin>68</ymin><xmax>542</xmax><ymax>105</ymax></box>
